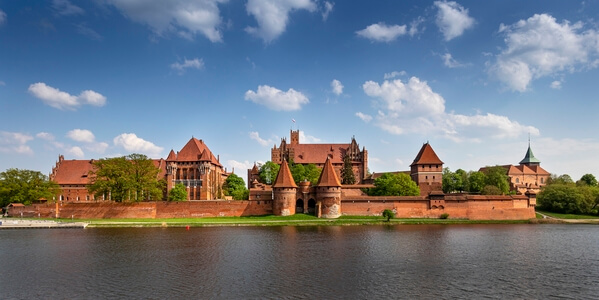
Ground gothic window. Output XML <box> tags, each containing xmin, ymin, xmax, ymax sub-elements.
<box><xmin>516</xmin><ymin>178</ymin><xmax>519</xmax><ymax>183</ymax></box>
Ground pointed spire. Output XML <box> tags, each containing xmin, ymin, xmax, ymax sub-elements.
<box><xmin>410</xmin><ymin>142</ymin><xmax>443</xmax><ymax>166</ymax></box>
<box><xmin>273</xmin><ymin>159</ymin><xmax>298</xmax><ymax>188</ymax></box>
<box><xmin>317</xmin><ymin>156</ymin><xmax>342</xmax><ymax>187</ymax></box>
<box><xmin>166</xmin><ymin>149</ymin><xmax>176</xmax><ymax>160</ymax></box>
<box><xmin>519</xmin><ymin>141</ymin><xmax>541</xmax><ymax>165</ymax></box>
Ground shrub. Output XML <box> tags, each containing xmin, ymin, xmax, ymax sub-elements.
<box><xmin>439</xmin><ymin>213</ymin><xmax>449</xmax><ymax>219</ymax></box>
<box><xmin>382</xmin><ymin>209</ymin><xmax>395</xmax><ymax>222</ymax></box>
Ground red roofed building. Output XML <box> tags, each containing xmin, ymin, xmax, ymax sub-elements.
<box><xmin>410</xmin><ymin>142</ymin><xmax>444</xmax><ymax>195</ymax></box>
<box><xmin>270</xmin><ymin>130</ymin><xmax>368</xmax><ymax>184</ymax></box>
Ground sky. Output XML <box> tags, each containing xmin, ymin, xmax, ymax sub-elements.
<box><xmin>1</xmin><ymin>0</ymin><xmax>599</xmax><ymax>184</ymax></box>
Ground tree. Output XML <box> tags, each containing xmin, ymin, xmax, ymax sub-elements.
<box><xmin>481</xmin><ymin>185</ymin><xmax>502</xmax><ymax>195</ymax></box>
<box><xmin>482</xmin><ymin>166</ymin><xmax>510</xmax><ymax>195</ymax></box>
<box><xmin>168</xmin><ymin>183</ymin><xmax>187</xmax><ymax>201</ymax></box>
<box><xmin>442</xmin><ymin>168</ymin><xmax>463</xmax><ymax>193</ymax></box>
<box><xmin>259</xmin><ymin>161</ymin><xmax>280</xmax><ymax>185</ymax></box>
<box><xmin>538</xmin><ymin>184</ymin><xmax>599</xmax><ymax>215</ymax></box>
<box><xmin>224</xmin><ymin>173</ymin><xmax>248</xmax><ymax>200</ymax></box>
<box><xmin>366</xmin><ymin>173</ymin><xmax>420</xmax><ymax>196</ymax></box>
<box><xmin>340</xmin><ymin>154</ymin><xmax>356</xmax><ymax>185</ymax></box>
<box><xmin>578</xmin><ymin>174</ymin><xmax>598</xmax><ymax>187</ymax></box>
<box><xmin>467</xmin><ymin>171</ymin><xmax>486</xmax><ymax>194</ymax></box>
<box><xmin>88</xmin><ymin>154</ymin><xmax>165</xmax><ymax>202</ymax></box>
<box><xmin>455</xmin><ymin>169</ymin><xmax>468</xmax><ymax>192</ymax></box>
<box><xmin>547</xmin><ymin>174</ymin><xmax>574</xmax><ymax>185</ymax></box>
<box><xmin>0</xmin><ymin>168</ymin><xmax>60</xmax><ymax>207</ymax></box>
<box><xmin>382</xmin><ymin>209</ymin><xmax>395</xmax><ymax>222</ymax></box>
<box><xmin>290</xmin><ymin>162</ymin><xmax>321</xmax><ymax>185</ymax></box>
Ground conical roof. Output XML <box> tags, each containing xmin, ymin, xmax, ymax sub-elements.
<box><xmin>272</xmin><ymin>159</ymin><xmax>297</xmax><ymax>188</ymax></box>
<box><xmin>171</xmin><ymin>137</ymin><xmax>222</xmax><ymax>166</ymax></box>
<box><xmin>166</xmin><ymin>150</ymin><xmax>176</xmax><ymax>160</ymax></box>
<box><xmin>317</xmin><ymin>156</ymin><xmax>342</xmax><ymax>187</ymax></box>
<box><xmin>519</xmin><ymin>144</ymin><xmax>541</xmax><ymax>165</ymax></box>
<box><xmin>410</xmin><ymin>142</ymin><xmax>443</xmax><ymax>166</ymax></box>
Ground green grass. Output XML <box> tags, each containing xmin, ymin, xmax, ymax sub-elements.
<box><xmin>536</xmin><ymin>210</ymin><xmax>599</xmax><ymax>219</ymax></box>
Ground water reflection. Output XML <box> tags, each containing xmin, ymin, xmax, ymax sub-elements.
<box><xmin>0</xmin><ymin>225</ymin><xmax>598</xmax><ymax>299</ymax></box>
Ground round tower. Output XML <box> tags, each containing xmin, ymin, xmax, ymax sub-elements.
<box><xmin>316</xmin><ymin>156</ymin><xmax>342</xmax><ymax>218</ymax></box>
<box><xmin>272</xmin><ymin>159</ymin><xmax>297</xmax><ymax>216</ymax></box>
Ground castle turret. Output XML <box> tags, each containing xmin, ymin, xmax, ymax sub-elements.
<box><xmin>316</xmin><ymin>156</ymin><xmax>342</xmax><ymax>218</ymax></box>
<box><xmin>272</xmin><ymin>159</ymin><xmax>297</xmax><ymax>216</ymax></box>
<box><xmin>410</xmin><ymin>142</ymin><xmax>444</xmax><ymax>195</ymax></box>
<box><xmin>519</xmin><ymin>141</ymin><xmax>541</xmax><ymax>167</ymax></box>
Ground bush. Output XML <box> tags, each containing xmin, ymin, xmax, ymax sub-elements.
<box><xmin>439</xmin><ymin>213</ymin><xmax>449</xmax><ymax>219</ymax></box>
<box><xmin>382</xmin><ymin>209</ymin><xmax>395</xmax><ymax>222</ymax></box>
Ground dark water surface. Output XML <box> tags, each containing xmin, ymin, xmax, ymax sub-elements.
<box><xmin>1</xmin><ymin>224</ymin><xmax>598</xmax><ymax>299</ymax></box>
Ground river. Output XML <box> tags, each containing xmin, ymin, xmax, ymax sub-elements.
<box><xmin>1</xmin><ymin>224</ymin><xmax>598</xmax><ymax>299</ymax></box>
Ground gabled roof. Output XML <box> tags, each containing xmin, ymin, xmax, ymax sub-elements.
<box><xmin>166</xmin><ymin>150</ymin><xmax>176</xmax><ymax>160</ymax></box>
<box><xmin>168</xmin><ymin>137</ymin><xmax>222</xmax><ymax>166</ymax></box>
<box><xmin>289</xmin><ymin>143</ymin><xmax>352</xmax><ymax>164</ymax></box>
<box><xmin>272</xmin><ymin>159</ymin><xmax>297</xmax><ymax>188</ymax></box>
<box><xmin>250</xmin><ymin>163</ymin><xmax>259</xmax><ymax>174</ymax></box>
<box><xmin>519</xmin><ymin>144</ymin><xmax>541</xmax><ymax>165</ymax></box>
<box><xmin>51</xmin><ymin>159</ymin><xmax>95</xmax><ymax>185</ymax></box>
<box><xmin>410</xmin><ymin>142</ymin><xmax>444</xmax><ymax>166</ymax></box>
<box><xmin>317</xmin><ymin>157</ymin><xmax>342</xmax><ymax>187</ymax></box>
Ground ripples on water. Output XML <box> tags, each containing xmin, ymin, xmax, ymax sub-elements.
<box><xmin>1</xmin><ymin>225</ymin><xmax>598</xmax><ymax>299</ymax></box>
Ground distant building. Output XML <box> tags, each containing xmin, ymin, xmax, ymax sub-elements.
<box><xmin>49</xmin><ymin>137</ymin><xmax>228</xmax><ymax>202</ymax></box>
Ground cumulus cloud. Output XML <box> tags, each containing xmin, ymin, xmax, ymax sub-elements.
<box><xmin>52</xmin><ymin>0</ymin><xmax>84</xmax><ymax>16</ymax></box>
<box><xmin>299</xmin><ymin>131</ymin><xmax>321</xmax><ymax>143</ymax></box>
<box><xmin>36</xmin><ymin>132</ymin><xmax>55</xmax><ymax>141</ymax></box>
<box><xmin>67</xmin><ymin>146</ymin><xmax>85</xmax><ymax>158</ymax></box>
<box><xmin>0</xmin><ymin>10</ymin><xmax>6</xmax><ymax>25</ymax></box>
<box><xmin>356</xmin><ymin>23</ymin><xmax>407</xmax><ymax>42</ymax></box>
<box><xmin>330</xmin><ymin>79</ymin><xmax>343</xmax><ymax>95</ymax></box>
<box><xmin>489</xmin><ymin>14</ymin><xmax>599</xmax><ymax>92</ymax></box>
<box><xmin>113</xmin><ymin>133</ymin><xmax>163</xmax><ymax>157</ymax></box>
<box><xmin>362</xmin><ymin>77</ymin><xmax>538</xmax><ymax>141</ymax></box>
<box><xmin>0</xmin><ymin>131</ymin><xmax>33</xmax><ymax>154</ymax></box>
<box><xmin>245</xmin><ymin>0</ymin><xmax>317</xmax><ymax>43</ymax></box>
<box><xmin>384</xmin><ymin>71</ymin><xmax>406</xmax><ymax>79</ymax></box>
<box><xmin>28</xmin><ymin>82</ymin><xmax>106</xmax><ymax>110</ymax></box>
<box><xmin>106</xmin><ymin>0</ymin><xmax>226</xmax><ymax>42</ymax></box>
<box><xmin>322</xmin><ymin>1</ymin><xmax>334</xmax><ymax>21</ymax></box>
<box><xmin>355</xmin><ymin>112</ymin><xmax>372</xmax><ymax>123</ymax></box>
<box><xmin>245</xmin><ymin>85</ymin><xmax>309</xmax><ymax>111</ymax></box>
<box><xmin>226</xmin><ymin>159</ymin><xmax>253</xmax><ymax>184</ymax></box>
<box><xmin>249</xmin><ymin>131</ymin><xmax>273</xmax><ymax>147</ymax></box>
<box><xmin>67</xmin><ymin>129</ymin><xmax>95</xmax><ymax>143</ymax></box>
<box><xmin>434</xmin><ymin>1</ymin><xmax>475</xmax><ymax>41</ymax></box>
<box><xmin>441</xmin><ymin>53</ymin><xmax>465</xmax><ymax>68</ymax></box>
<box><xmin>550</xmin><ymin>80</ymin><xmax>562</xmax><ymax>89</ymax></box>
<box><xmin>170</xmin><ymin>58</ymin><xmax>204</xmax><ymax>74</ymax></box>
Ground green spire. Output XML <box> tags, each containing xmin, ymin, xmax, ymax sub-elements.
<box><xmin>519</xmin><ymin>139</ymin><xmax>541</xmax><ymax>165</ymax></box>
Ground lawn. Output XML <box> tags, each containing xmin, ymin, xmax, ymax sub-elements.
<box><xmin>536</xmin><ymin>210</ymin><xmax>599</xmax><ymax>219</ymax></box>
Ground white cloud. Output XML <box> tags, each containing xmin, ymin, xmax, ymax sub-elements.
<box><xmin>106</xmin><ymin>0</ymin><xmax>226</xmax><ymax>42</ymax></box>
<box><xmin>249</xmin><ymin>131</ymin><xmax>273</xmax><ymax>146</ymax></box>
<box><xmin>322</xmin><ymin>1</ymin><xmax>334</xmax><ymax>21</ymax></box>
<box><xmin>0</xmin><ymin>10</ymin><xmax>6</xmax><ymax>25</ymax></box>
<box><xmin>356</xmin><ymin>22</ymin><xmax>407</xmax><ymax>42</ymax></box>
<box><xmin>442</xmin><ymin>53</ymin><xmax>464</xmax><ymax>68</ymax></box>
<box><xmin>408</xmin><ymin>17</ymin><xmax>425</xmax><ymax>36</ymax></box>
<box><xmin>330</xmin><ymin>79</ymin><xmax>343</xmax><ymax>95</ymax></box>
<box><xmin>355</xmin><ymin>112</ymin><xmax>372</xmax><ymax>123</ymax></box>
<box><xmin>28</xmin><ymin>82</ymin><xmax>106</xmax><ymax>110</ymax></box>
<box><xmin>245</xmin><ymin>85</ymin><xmax>309</xmax><ymax>111</ymax></box>
<box><xmin>550</xmin><ymin>80</ymin><xmax>562</xmax><ymax>89</ymax></box>
<box><xmin>67</xmin><ymin>129</ymin><xmax>95</xmax><ymax>143</ymax></box>
<box><xmin>170</xmin><ymin>58</ymin><xmax>204</xmax><ymax>74</ymax></box>
<box><xmin>85</xmin><ymin>142</ymin><xmax>109</xmax><ymax>154</ymax></box>
<box><xmin>52</xmin><ymin>0</ymin><xmax>84</xmax><ymax>16</ymax></box>
<box><xmin>245</xmin><ymin>0</ymin><xmax>317</xmax><ymax>43</ymax></box>
<box><xmin>36</xmin><ymin>132</ymin><xmax>55</xmax><ymax>141</ymax></box>
<box><xmin>67</xmin><ymin>146</ymin><xmax>85</xmax><ymax>158</ymax></box>
<box><xmin>113</xmin><ymin>133</ymin><xmax>163</xmax><ymax>157</ymax></box>
<box><xmin>362</xmin><ymin>77</ymin><xmax>538</xmax><ymax>141</ymax></box>
<box><xmin>489</xmin><ymin>14</ymin><xmax>599</xmax><ymax>92</ymax></box>
<box><xmin>299</xmin><ymin>131</ymin><xmax>321</xmax><ymax>143</ymax></box>
<box><xmin>434</xmin><ymin>1</ymin><xmax>475</xmax><ymax>41</ymax></box>
<box><xmin>384</xmin><ymin>71</ymin><xmax>406</xmax><ymax>79</ymax></box>
<box><xmin>0</xmin><ymin>131</ymin><xmax>33</xmax><ymax>155</ymax></box>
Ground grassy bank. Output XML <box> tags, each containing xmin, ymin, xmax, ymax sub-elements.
<box><xmin>536</xmin><ymin>210</ymin><xmax>599</xmax><ymax>219</ymax></box>
<box><xmin>44</xmin><ymin>214</ymin><xmax>536</xmax><ymax>227</ymax></box>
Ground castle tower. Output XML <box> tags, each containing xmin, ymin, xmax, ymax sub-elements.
<box><xmin>272</xmin><ymin>159</ymin><xmax>298</xmax><ymax>216</ymax></box>
<box><xmin>316</xmin><ymin>156</ymin><xmax>342</xmax><ymax>218</ymax></box>
<box><xmin>290</xmin><ymin>129</ymin><xmax>299</xmax><ymax>145</ymax></box>
<box><xmin>519</xmin><ymin>141</ymin><xmax>541</xmax><ymax>167</ymax></box>
<box><xmin>410</xmin><ymin>142</ymin><xmax>444</xmax><ymax>195</ymax></box>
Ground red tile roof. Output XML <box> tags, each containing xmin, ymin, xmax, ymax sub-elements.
<box><xmin>273</xmin><ymin>159</ymin><xmax>297</xmax><ymax>188</ymax></box>
<box><xmin>51</xmin><ymin>159</ymin><xmax>95</xmax><ymax>185</ymax></box>
<box><xmin>410</xmin><ymin>143</ymin><xmax>444</xmax><ymax>166</ymax></box>
<box><xmin>317</xmin><ymin>157</ymin><xmax>341</xmax><ymax>187</ymax></box>
<box><xmin>290</xmin><ymin>144</ymin><xmax>350</xmax><ymax>164</ymax></box>
<box><xmin>168</xmin><ymin>137</ymin><xmax>222</xmax><ymax>166</ymax></box>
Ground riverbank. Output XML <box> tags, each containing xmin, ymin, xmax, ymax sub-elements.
<box><xmin>0</xmin><ymin>219</ymin><xmax>88</xmax><ymax>229</ymax></box>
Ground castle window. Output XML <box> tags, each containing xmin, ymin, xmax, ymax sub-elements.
<box><xmin>516</xmin><ymin>178</ymin><xmax>519</xmax><ymax>183</ymax></box>
<box><xmin>541</xmin><ymin>178</ymin><xmax>544</xmax><ymax>184</ymax></box>
<box><xmin>425</xmin><ymin>176</ymin><xmax>428</xmax><ymax>179</ymax></box>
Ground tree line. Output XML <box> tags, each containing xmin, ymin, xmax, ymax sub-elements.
<box><xmin>537</xmin><ymin>173</ymin><xmax>599</xmax><ymax>215</ymax></box>
<box><xmin>442</xmin><ymin>166</ymin><xmax>510</xmax><ymax>195</ymax></box>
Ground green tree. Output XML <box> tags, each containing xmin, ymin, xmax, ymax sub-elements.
<box><xmin>455</xmin><ymin>169</ymin><xmax>468</xmax><ymax>192</ymax></box>
<box><xmin>547</xmin><ymin>174</ymin><xmax>574</xmax><ymax>185</ymax></box>
<box><xmin>382</xmin><ymin>209</ymin><xmax>395</xmax><ymax>222</ymax></box>
<box><xmin>578</xmin><ymin>174</ymin><xmax>598</xmax><ymax>187</ymax></box>
<box><xmin>89</xmin><ymin>154</ymin><xmax>165</xmax><ymax>202</ymax></box>
<box><xmin>538</xmin><ymin>184</ymin><xmax>599</xmax><ymax>215</ymax></box>
<box><xmin>0</xmin><ymin>168</ymin><xmax>60</xmax><ymax>207</ymax></box>
<box><xmin>467</xmin><ymin>171</ymin><xmax>486</xmax><ymax>193</ymax></box>
<box><xmin>367</xmin><ymin>173</ymin><xmax>420</xmax><ymax>196</ymax></box>
<box><xmin>481</xmin><ymin>185</ymin><xmax>502</xmax><ymax>195</ymax></box>
<box><xmin>340</xmin><ymin>154</ymin><xmax>356</xmax><ymax>185</ymax></box>
<box><xmin>482</xmin><ymin>166</ymin><xmax>510</xmax><ymax>195</ymax></box>
<box><xmin>442</xmin><ymin>168</ymin><xmax>463</xmax><ymax>193</ymax></box>
<box><xmin>259</xmin><ymin>161</ymin><xmax>280</xmax><ymax>185</ymax></box>
<box><xmin>290</xmin><ymin>162</ymin><xmax>321</xmax><ymax>185</ymax></box>
<box><xmin>168</xmin><ymin>183</ymin><xmax>187</xmax><ymax>201</ymax></box>
<box><xmin>224</xmin><ymin>173</ymin><xmax>249</xmax><ymax>200</ymax></box>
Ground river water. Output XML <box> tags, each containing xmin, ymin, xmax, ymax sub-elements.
<box><xmin>1</xmin><ymin>224</ymin><xmax>598</xmax><ymax>299</ymax></box>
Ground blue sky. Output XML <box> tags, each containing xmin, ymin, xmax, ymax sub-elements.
<box><xmin>1</xmin><ymin>0</ymin><xmax>599</xmax><ymax>184</ymax></box>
